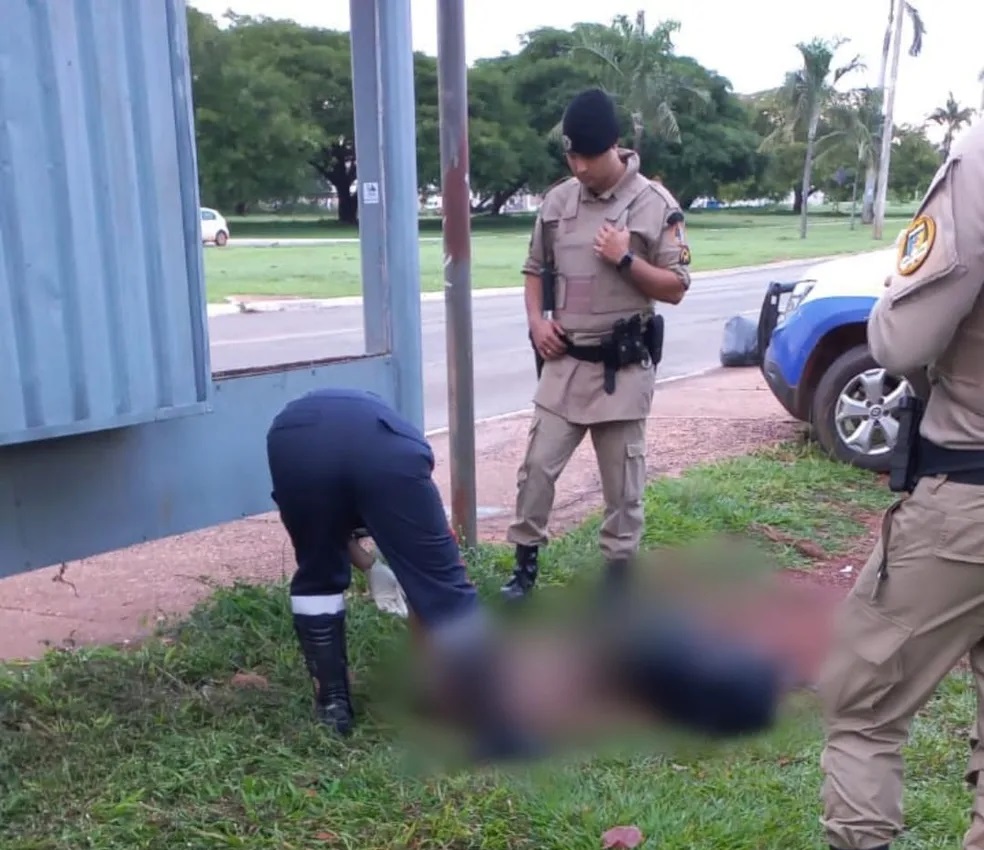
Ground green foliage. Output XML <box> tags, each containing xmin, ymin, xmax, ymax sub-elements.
<box><xmin>890</xmin><ymin>124</ymin><xmax>944</xmax><ymax>200</ymax></box>
<box><xmin>183</xmin><ymin>7</ymin><xmax>946</xmax><ymax>225</ymax></box>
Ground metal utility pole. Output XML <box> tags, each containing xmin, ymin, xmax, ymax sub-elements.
<box><xmin>873</xmin><ymin>0</ymin><xmax>905</xmax><ymax>240</ymax></box>
<box><xmin>436</xmin><ymin>0</ymin><xmax>477</xmax><ymax>549</ymax></box>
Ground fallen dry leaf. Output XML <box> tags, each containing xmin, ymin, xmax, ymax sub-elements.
<box><xmin>749</xmin><ymin>523</ymin><xmax>826</xmax><ymax>559</ymax></box>
<box><xmin>602</xmin><ymin>825</ymin><xmax>644</xmax><ymax>849</ymax></box>
<box><xmin>229</xmin><ymin>672</ymin><xmax>270</xmax><ymax>690</ymax></box>
<box><xmin>314</xmin><ymin>832</ymin><xmax>337</xmax><ymax>842</ymax></box>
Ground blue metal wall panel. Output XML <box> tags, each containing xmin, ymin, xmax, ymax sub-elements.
<box><xmin>0</xmin><ymin>358</ymin><xmax>397</xmax><ymax>577</ymax></box>
<box><xmin>0</xmin><ymin>0</ymin><xmax>211</xmax><ymax>448</ymax></box>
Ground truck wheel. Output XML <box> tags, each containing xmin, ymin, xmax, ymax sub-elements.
<box><xmin>810</xmin><ymin>343</ymin><xmax>911</xmax><ymax>473</ymax></box>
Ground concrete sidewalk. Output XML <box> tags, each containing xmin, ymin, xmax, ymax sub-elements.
<box><xmin>0</xmin><ymin>367</ymin><xmax>797</xmax><ymax>662</ymax></box>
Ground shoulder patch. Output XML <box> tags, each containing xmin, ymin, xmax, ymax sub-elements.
<box><xmin>897</xmin><ymin>214</ymin><xmax>936</xmax><ymax>276</ymax></box>
<box><xmin>664</xmin><ymin>209</ymin><xmax>688</xmax><ymax>254</ymax></box>
<box><xmin>647</xmin><ymin>179</ymin><xmax>682</xmax><ymax>208</ymax></box>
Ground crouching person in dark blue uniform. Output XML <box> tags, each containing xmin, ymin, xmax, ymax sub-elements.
<box><xmin>266</xmin><ymin>387</ymin><xmax>532</xmax><ymax>758</ymax></box>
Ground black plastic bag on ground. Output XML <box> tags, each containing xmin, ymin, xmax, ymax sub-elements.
<box><xmin>720</xmin><ymin>315</ymin><xmax>762</xmax><ymax>367</ymax></box>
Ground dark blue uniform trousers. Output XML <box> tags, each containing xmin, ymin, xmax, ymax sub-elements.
<box><xmin>266</xmin><ymin>388</ymin><xmax>479</xmax><ymax>628</ymax></box>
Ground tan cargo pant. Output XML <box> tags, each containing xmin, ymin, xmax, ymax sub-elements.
<box><xmin>819</xmin><ymin>474</ymin><xmax>984</xmax><ymax>850</ymax></box>
<box><xmin>505</xmin><ymin>404</ymin><xmax>647</xmax><ymax>562</ymax></box>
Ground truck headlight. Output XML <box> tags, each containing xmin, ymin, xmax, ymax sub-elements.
<box><xmin>782</xmin><ymin>280</ymin><xmax>815</xmax><ymax>318</ymax></box>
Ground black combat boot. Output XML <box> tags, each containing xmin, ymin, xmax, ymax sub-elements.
<box><xmin>500</xmin><ymin>544</ymin><xmax>539</xmax><ymax>601</ymax></box>
<box><xmin>292</xmin><ymin>611</ymin><xmax>355</xmax><ymax>736</ymax></box>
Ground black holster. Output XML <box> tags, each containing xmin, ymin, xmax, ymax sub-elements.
<box><xmin>888</xmin><ymin>395</ymin><xmax>924</xmax><ymax>493</ymax></box>
<box><xmin>566</xmin><ymin>314</ymin><xmax>659</xmax><ymax>395</ymax></box>
<box><xmin>890</xmin><ymin>395</ymin><xmax>984</xmax><ymax>491</ymax></box>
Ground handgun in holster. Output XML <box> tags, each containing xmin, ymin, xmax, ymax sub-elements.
<box><xmin>888</xmin><ymin>394</ymin><xmax>925</xmax><ymax>493</ymax></box>
<box><xmin>598</xmin><ymin>315</ymin><xmax>651</xmax><ymax>394</ymax></box>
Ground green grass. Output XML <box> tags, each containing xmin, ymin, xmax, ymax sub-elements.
<box><xmin>7</xmin><ymin>442</ymin><xmax>976</xmax><ymax>850</ymax></box>
<box><xmin>203</xmin><ymin>208</ymin><xmax>915</xmax><ymax>303</ymax></box>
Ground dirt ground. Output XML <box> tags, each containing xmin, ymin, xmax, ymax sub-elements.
<box><xmin>0</xmin><ymin>366</ymin><xmax>869</xmax><ymax>662</ymax></box>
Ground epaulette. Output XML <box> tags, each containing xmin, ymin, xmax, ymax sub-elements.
<box><xmin>541</xmin><ymin>174</ymin><xmax>576</xmax><ymax>202</ymax></box>
<box><xmin>646</xmin><ymin>178</ymin><xmax>684</xmax><ymax>214</ymax></box>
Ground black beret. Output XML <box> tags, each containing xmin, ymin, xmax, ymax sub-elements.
<box><xmin>561</xmin><ymin>88</ymin><xmax>620</xmax><ymax>157</ymax></box>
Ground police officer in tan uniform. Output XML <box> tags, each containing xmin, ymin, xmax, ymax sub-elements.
<box><xmin>818</xmin><ymin>118</ymin><xmax>984</xmax><ymax>850</ymax></box>
<box><xmin>500</xmin><ymin>88</ymin><xmax>692</xmax><ymax>600</ymax></box>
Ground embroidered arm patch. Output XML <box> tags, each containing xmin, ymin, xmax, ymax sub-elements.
<box><xmin>896</xmin><ymin>215</ymin><xmax>936</xmax><ymax>277</ymax></box>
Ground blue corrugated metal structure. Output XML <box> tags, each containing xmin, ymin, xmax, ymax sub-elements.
<box><xmin>0</xmin><ymin>0</ymin><xmax>425</xmax><ymax>578</ymax></box>
<box><xmin>0</xmin><ymin>0</ymin><xmax>211</xmax><ymax>447</ymax></box>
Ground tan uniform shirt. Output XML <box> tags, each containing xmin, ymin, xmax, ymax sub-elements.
<box><xmin>522</xmin><ymin>149</ymin><xmax>691</xmax><ymax>425</ymax></box>
<box><xmin>868</xmin><ymin>120</ymin><xmax>984</xmax><ymax>449</ymax></box>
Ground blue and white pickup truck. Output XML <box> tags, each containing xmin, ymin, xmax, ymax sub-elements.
<box><xmin>758</xmin><ymin>244</ymin><xmax>914</xmax><ymax>473</ymax></box>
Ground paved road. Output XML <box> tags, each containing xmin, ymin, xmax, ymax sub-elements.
<box><xmin>208</xmin><ymin>262</ymin><xmax>816</xmax><ymax>433</ymax></box>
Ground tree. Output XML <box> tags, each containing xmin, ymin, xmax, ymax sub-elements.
<box><xmin>862</xmin><ymin>0</ymin><xmax>925</xmax><ymax>224</ymax></box>
<box><xmin>765</xmin><ymin>37</ymin><xmax>864</xmax><ymax>238</ymax></box>
<box><xmin>888</xmin><ymin>124</ymin><xmax>942</xmax><ymax>200</ymax></box>
<box><xmin>873</xmin><ymin>1</ymin><xmax>926</xmax><ymax>238</ymax></box>
<box><xmin>186</xmin><ymin>9</ymin><xmax>320</xmax><ymax>211</ymax></box>
<box><xmin>927</xmin><ymin>91</ymin><xmax>976</xmax><ymax>161</ymax></box>
<box><xmin>462</xmin><ymin>57</ymin><xmax>555</xmax><ymax>214</ymax></box>
<box><xmin>815</xmin><ymin>87</ymin><xmax>882</xmax><ymax>228</ymax></box>
<box><xmin>639</xmin><ymin>57</ymin><xmax>764</xmax><ymax>208</ymax></box>
<box><xmin>561</xmin><ymin>10</ymin><xmax>710</xmax><ymax>154</ymax></box>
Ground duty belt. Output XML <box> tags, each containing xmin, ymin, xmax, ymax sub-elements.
<box><xmin>890</xmin><ymin>394</ymin><xmax>984</xmax><ymax>492</ymax></box>
<box><xmin>564</xmin><ymin>314</ymin><xmax>664</xmax><ymax>394</ymax></box>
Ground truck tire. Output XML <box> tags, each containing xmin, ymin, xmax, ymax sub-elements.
<box><xmin>810</xmin><ymin>343</ymin><xmax>909</xmax><ymax>473</ymax></box>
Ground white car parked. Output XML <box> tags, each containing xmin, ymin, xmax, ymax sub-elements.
<box><xmin>200</xmin><ymin>207</ymin><xmax>230</xmax><ymax>247</ymax></box>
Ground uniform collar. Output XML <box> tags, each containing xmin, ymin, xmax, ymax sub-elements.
<box><xmin>579</xmin><ymin>148</ymin><xmax>641</xmax><ymax>202</ymax></box>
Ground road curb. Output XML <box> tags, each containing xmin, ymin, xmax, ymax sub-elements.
<box><xmin>207</xmin><ymin>249</ymin><xmax>886</xmax><ymax>316</ymax></box>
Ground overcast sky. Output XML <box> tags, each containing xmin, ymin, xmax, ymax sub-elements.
<box><xmin>188</xmin><ymin>0</ymin><xmax>982</xmax><ymax>135</ymax></box>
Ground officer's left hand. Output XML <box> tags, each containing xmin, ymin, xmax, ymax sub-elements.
<box><xmin>593</xmin><ymin>223</ymin><xmax>631</xmax><ymax>265</ymax></box>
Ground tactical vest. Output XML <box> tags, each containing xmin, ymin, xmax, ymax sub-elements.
<box><xmin>541</xmin><ymin>170</ymin><xmax>654</xmax><ymax>342</ymax></box>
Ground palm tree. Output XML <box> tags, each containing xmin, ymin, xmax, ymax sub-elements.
<box><xmin>765</xmin><ymin>37</ymin><xmax>864</xmax><ymax>239</ymax></box>
<box><xmin>927</xmin><ymin>92</ymin><xmax>976</xmax><ymax>160</ymax></box>
<box><xmin>862</xmin><ymin>0</ymin><xmax>925</xmax><ymax>225</ymax></box>
<box><xmin>816</xmin><ymin>88</ymin><xmax>882</xmax><ymax>229</ymax></box>
<box><xmin>552</xmin><ymin>10</ymin><xmax>710</xmax><ymax>151</ymax></box>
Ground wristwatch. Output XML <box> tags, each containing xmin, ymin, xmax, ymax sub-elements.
<box><xmin>616</xmin><ymin>251</ymin><xmax>634</xmax><ymax>271</ymax></box>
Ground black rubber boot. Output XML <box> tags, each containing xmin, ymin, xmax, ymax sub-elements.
<box><xmin>293</xmin><ymin>611</ymin><xmax>355</xmax><ymax>736</ymax></box>
<box><xmin>500</xmin><ymin>544</ymin><xmax>539</xmax><ymax>601</ymax></box>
